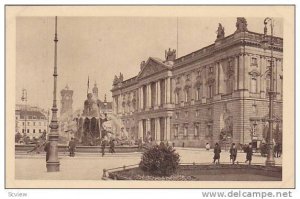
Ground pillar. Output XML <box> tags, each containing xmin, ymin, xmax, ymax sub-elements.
<box><xmin>146</xmin><ymin>84</ymin><xmax>151</xmax><ymax>109</ymax></box>
<box><xmin>146</xmin><ymin>118</ymin><xmax>150</xmax><ymax>134</ymax></box>
<box><xmin>155</xmin><ymin>118</ymin><xmax>161</xmax><ymax>141</ymax></box>
<box><xmin>163</xmin><ymin>77</ymin><xmax>171</xmax><ymax>104</ymax></box>
<box><xmin>165</xmin><ymin>116</ymin><xmax>171</xmax><ymax>141</ymax></box>
<box><xmin>234</xmin><ymin>56</ymin><xmax>238</xmax><ymax>91</ymax></box>
<box><xmin>238</xmin><ymin>54</ymin><xmax>244</xmax><ymax>90</ymax></box>
<box><xmin>260</xmin><ymin>56</ymin><xmax>266</xmax><ymax>97</ymax></box>
<box><xmin>215</xmin><ymin>62</ymin><xmax>219</xmax><ymax>94</ymax></box>
<box><xmin>244</xmin><ymin>54</ymin><xmax>250</xmax><ymax>91</ymax></box>
<box><xmin>219</xmin><ymin>61</ymin><xmax>225</xmax><ymax>94</ymax></box>
<box><xmin>138</xmin><ymin>120</ymin><xmax>143</xmax><ymax>140</ymax></box>
<box><xmin>157</xmin><ymin>80</ymin><xmax>161</xmax><ymax>106</ymax></box>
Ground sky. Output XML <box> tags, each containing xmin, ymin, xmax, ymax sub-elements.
<box><xmin>16</xmin><ymin>17</ymin><xmax>283</xmax><ymax>111</ymax></box>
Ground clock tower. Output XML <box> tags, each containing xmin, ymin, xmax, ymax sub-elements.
<box><xmin>60</xmin><ymin>85</ymin><xmax>73</xmax><ymax>117</ymax></box>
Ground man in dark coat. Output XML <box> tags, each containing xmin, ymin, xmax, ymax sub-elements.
<box><xmin>229</xmin><ymin>143</ymin><xmax>238</xmax><ymax>164</ymax></box>
<box><xmin>109</xmin><ymin>139</ymin><xmax>115</xmax><ymax>154</ymax></box>
<box><xmin>213</xmin><ymin>143</ymin><xmax>221</xmax><ymax>164</ymax></box>
<box><xmin>68</xmin><ymin>137</ymin><xmax>76</xmax><ymax>157</ymax></box>
<box><xmin>44</xmin><ymin>141</ymin><xmax>51</xmax><ymax>162</ymax></box>
<box><xmin>101</xmin><ymin>137</ymin><xmax>108</xmax><ymax>157</ymax></box>
<box><xmin>245</xmin><ymin>142</ymin><xmax>253</xmax><ymax>165</ymax></box>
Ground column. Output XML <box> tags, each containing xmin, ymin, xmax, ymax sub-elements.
<box><xmin>146</xmin><ymin>118</ymin><xmax>150</xmax><ymax>134</ymax></box>
<box><xmin>157</xmin><ymin>81</ymin><xmax>161</xmax><ymax>107</ymax></box>
<box><xmin>155</xmin><ymin>118</ymin><xmax>161</xmax><ymax>141</ymax></box>
<box><xmin>238</xmin><ymin>54</ymin><xmax>244</xmax><ymax>90</ymax></box>
<box><xmin>244</xmin><ymin>54</ymin><xmax>250</xmax><ymax>91</ymax></box>
<box><xmin>219</xmin><ymin>61</ymin><xmax>225</xmax><ymax>94</ymax></box>
<box><xmin>138</xmin><ymin>120</ymin><xmax>143</xmax><ymax>140</ymax></box>
<box><xmin>146</xmin><ymin>84</ymin><xmax>151</xmax><ymax>109</ymax></box>
<box><xmin>165</xmin><ymin>77</ymin><xmax>171</xmax><ymax>104</ymax></box>
<box><xmin>215</xmin><ymin>62</ymin><xmax>219</xmax><ymax>94</ymax></box>
<box><xmin>260</xmin><ymin>56</ymin><xmax>266</xmax><ymax>97</ymax></box>
<box><xmin>234</xmin><ymin>56</ymin><xmax>238</xmax><ymax>91</ymax></box>
<box><xmin>165</xmin><ymin>116</ymin><xmax>171</xmax><ymax>141</ymax></box>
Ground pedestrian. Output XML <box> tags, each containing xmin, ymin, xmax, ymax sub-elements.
<box><xmin>109</xmin><ymin>139</ymin><xmax>115</xmax><ymax>154</ymax></box>
<box><xmin>213</xmin><ymin>143</ymin><xmax>221</xmax><ymax>164</ymax></box>
<box><xmin>274</xmin><ymin>143</ymin><xmax>281</xmax><ymax>158</ymax></box>
<box><xmin>205</xmin><ymin>143</ymin><xmax>210</xmax><ymax>151</ymax></box>
<box><xmin>245</xmin><ymin>142</ymin><xmax>253</xmax><ymax>165</ymax></box>
<box><xmin>44</xmin><ymin>141</ymin><xmax>50</xmax><ymax>162</ymax></box>
<box><xmin>68</xmin><ymin>137</ymin><xmax>76</xmax><ymax>157</ymax></box>
<box><xmin>101</xmin><ymin>136</ymin><xmax>108</xmax><ymax>157</ymax></box>
<box><xmin>229</xmin><ymin>143</ymin><xmax>238</xmax><ymax>164</ymax></box>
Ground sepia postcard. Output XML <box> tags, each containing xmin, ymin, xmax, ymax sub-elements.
<box><xmin>5</xmin><ymin>5</ymin><xmax>295</xmax><ymax>188</ymax></box>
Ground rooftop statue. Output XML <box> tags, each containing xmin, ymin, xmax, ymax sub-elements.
<box><xmin>235</xmin><ymin>17</ymin><xmax>248</xmax><ymax>33</ymax></box>
<box><xmin>165</xmin><ymin>48</ymin><xmax>176</xmax><ymax>62</ymax></box>
<box><xmin>216</xmin><ymin>23</ymin><xmax>225</xmax><ymax>39</ymax></box>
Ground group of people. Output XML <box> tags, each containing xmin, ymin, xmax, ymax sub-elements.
<box><xmin>212</xmin><ymin>142</ymin><xmax>253</xmax><ymax>165</ymax></box>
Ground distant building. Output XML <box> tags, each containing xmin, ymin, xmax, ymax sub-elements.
<box><xmin>111</xmin><ymin>18</ymin><xmax>283</xmax><ymax>148</ymax></box>
<box><xmin>60</xmin><ymin>85</ymin><xmax>73</xmax><ymax>117</ymax></box>
<box><xmin>15</xmin><ymin>104</ymin><xmax>49</xmax><ymax>140</ymax></box>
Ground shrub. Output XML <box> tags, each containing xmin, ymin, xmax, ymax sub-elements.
<box><xmin>139</xmin><ymin>143</ymin><xmax>180</xmax><ymax>177</ymax></box>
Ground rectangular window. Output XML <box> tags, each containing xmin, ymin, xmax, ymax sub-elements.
<box><xmin>22</xmin><ymin>122</ymin><xmax>25</xmax><ymax>126</ymax></box>
<box><xmin>22</xmin><ymin>129</ymin><xmax>25</xmax><ymax>133</ymax></box>
<box><xmin>27</xmin><ymin>129</ymin><xmax>29</xmax><ymax>133</ymax></box>
<box><xmin>194</xmin><ymin>124</ymin><xmax>199</xmax><ymax>136</ymax></box>
<box><xmin>39</xmin><ymin>129</ymin><xmax>41</xmax><ymax>133</ymax></box>
<box><xmin>27</xmin><ymin>122</ymin><xmax>30</xmax><ymax>126</ymax></box>
<box><xmin>33</xmin><ymin>122</ymin><xmax>35</xmax><ymax>126</ymax></box>
<box><xmin>33</xmin><ymin>129</ymin><xmax>36</xmax><ymax>133</ymax></box>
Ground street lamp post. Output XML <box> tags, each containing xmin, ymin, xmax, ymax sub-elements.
<box><xmin>46</xmin><ymin>16</ymin><xmax>60</xmax><ymax>172</ymax></box>
<box><xmin>262</xmin><ymin>17</ymin><xmax>275</xmax><ymax>166</ymax></box>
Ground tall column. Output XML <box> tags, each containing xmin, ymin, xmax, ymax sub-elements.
<box><xmin>146</xmin><ymin>84</ymin><xmax>151</xmax><ymax>109</ymax></box>
<box><xmin>238</xmin><ymin>54</ymin><xmax>244</xmax><ymax>90</ymax></box>
<box><xmin>165</xmin><ymin>116</ymin><xmax>171</xmax><ymax>141</ymax></box>
<box><xmin>219</xmin><ymin>61</ymin><xmax>225</xmax><ymax>94</ymax></box>
<box><xmin>234</xmin><ymin>56</ymin><xmax>238</xmax><ymax>91</ymax></box>
<box><xmin>202</xmin><ymin>68</ymin><xmax>207</xmax><ymax>98</ymax></box>
<box><xmin>260</xmin><ymin>56</ymin><xmax>266</xmax><ymax>97</ymax></box>
<box><xmin>138</xmin><ymin>120</ymin><xmax>143</xmax><ymax>140</ymax></box>
<box><xmin>157</xmin><ymin>81</ymin><xmax>161</xmax><ymax>107</ymax></box>
<box><xmin>146</xmin><ymin>119</ymin><xmax>150</xmax><ymax>134</ymax></box>
<box><xmin>244</xmin><ymin>54</ymin><xmax>250</xmax><ymax>91</ymax></box>
<box><xmin>215</xmin><ymin>62</ymin><xmax>219</xmax><ymax>94</ymax></box>
<box><xmin>165</xmin><ymin>77</ymin><xmax>171</xmax><ymax>104</ymax></box>
<box><xmin>155</xmin><ymin>118</ymin><xmax>161</xmax><ymax>141</ymax></box>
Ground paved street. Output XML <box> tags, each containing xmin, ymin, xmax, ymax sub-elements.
<box><xmin>15</xmin><ymin>147</ymin><xmax>282</xmax><ymax>180</ymax></box>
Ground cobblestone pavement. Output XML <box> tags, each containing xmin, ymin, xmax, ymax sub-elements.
<box><xmin>15</xmin><ymin>147</ymin><xmax>282</xmax><ymax>180</ymax></box>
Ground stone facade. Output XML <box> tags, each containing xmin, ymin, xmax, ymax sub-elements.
<box><xmin>111</xmin><ymin>18</ymin><xmax>283</xmax><ymax>148</ymax></box>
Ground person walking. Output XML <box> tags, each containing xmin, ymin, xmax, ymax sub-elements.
<box><xmin>68</xmin><ymin>137</ymin><xmax>76</xmax><ymax>157</ymax></box>
<box><xmin>109</xmin><ymin>139</ymin><xmax>115</xmax><ymax>154</ymax></box>
<box><xmin>213</xmin><ymin>143</ymin><xmax>221</xmax><ymax>164</ymax></box>
<box><xmin>101</xmin><ymin>136</ymin><xmax>108</xmax><ymax>157</ymax></box>
<box><xmin>229</xmin><ymin>143</ymin><xmax>238</xmax><ymax>164</ymax></box>
<box><xmin>245</xmin><ymin>143</ymin><xmax>253</xmax><ymax>165</ymax></box>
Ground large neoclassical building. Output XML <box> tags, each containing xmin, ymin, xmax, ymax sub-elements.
<box><xmin>111</xmin><ymin>18</ymin><xmax>283</xmax><ymax>148</ymax></box>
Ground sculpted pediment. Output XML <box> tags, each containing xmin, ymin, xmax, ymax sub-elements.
<box><xmin>138</xmin><ymin>58</ymin><xmax>169</xmax><ymax>79</ymax></box>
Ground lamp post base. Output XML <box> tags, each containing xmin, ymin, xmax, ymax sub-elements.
<box><xmin>46</xmin><ymin>161</ymin><xmax>60</xmax><ymax>172</ymax></box>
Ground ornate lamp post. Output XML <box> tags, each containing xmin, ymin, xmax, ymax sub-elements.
<box><xmin>261</xmin><ymin>17</ymin><xmax>275</xmax><ymax>166</ymax></box>
<box><xmin>46</xmin><ymin>16</ymin><xmax>60</xmax><ymax>172</ymax></box>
